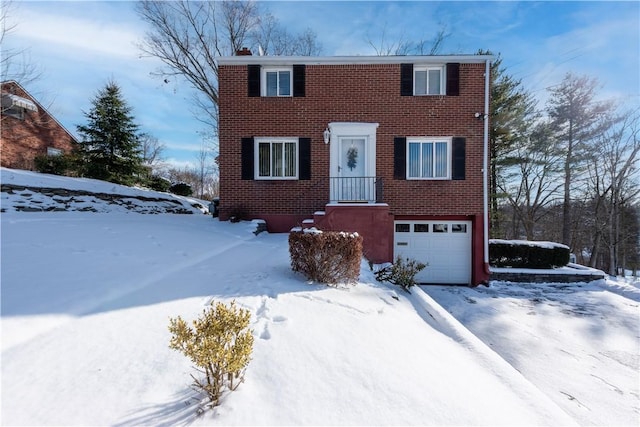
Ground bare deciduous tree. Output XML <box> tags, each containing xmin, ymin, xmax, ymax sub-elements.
<box><xmin>1</xmin><ymin>0</ymin><xmax>42</xmax><ymax>86</ymax></box>
<box><xmin>547</xmin><ymin>73</ymin><xmax>616</xmax><ymax>248</ymax></box>
<box><xmin>498</xmin><ymin>122</ymin><xmax>564</xmax><ymax>240</ymax></box>
<box><xmin>585</xmin><ymin>109</ymin><xmax>640</xmax><ymax>273</ymax></box>
<box><xmin>139</xmin><ymin>133</ymin><xmax>166</xmax><ymax>170</ymax></box>
<box><xmin>367</xmin><ymin>22</ymin><xmax>449</xmax><ymax>56</ymax></box>
<box><xmin>252</xmin><ymin>12</ymin><xmax>321</xmax><ymax>56</ymax></box>
<box><xmin>136</xmin><ymin>0</ymin><xmax>321</xmax><ymax>134</ymax></box>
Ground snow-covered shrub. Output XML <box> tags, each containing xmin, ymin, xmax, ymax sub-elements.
<box><xmin>489</xmin><ymin>239</ymin><xmax>570</xmax><ymax>268</ymax></box>
<box><xmin>375</xmin><ymin>256</ymin><xmax>426</xmax><ymax>293</ymax></box>
<box><xmin>168</xmin><ymin>300</ymin><xmax>254</xmax><ymax>409</ymax></box>
<box><xmin>289</xmin><ymin>229</ymin><xmax>363</xmax><ymax>284</ymax></box>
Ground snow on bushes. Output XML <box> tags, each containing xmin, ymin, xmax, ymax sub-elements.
<box><xmin>288</xmin><ymin>229</ymin><xmax>362</xmax><ymax>284</ymax></box>
<box><xmin>489</xmin><ymin>239</ymin><xmax>570</xmax><ymax>269</ymax></box>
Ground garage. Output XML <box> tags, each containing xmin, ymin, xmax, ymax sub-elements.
<box><xmin>394</xmin><ymin>220</ymin><xmax>472</xmax><ymax>285</ymax></box>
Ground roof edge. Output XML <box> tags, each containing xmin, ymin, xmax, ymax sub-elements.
<box><xmin>217</xmin><ymin>54</ymin><xmax>495</xmax><ymax>66</ymax></box>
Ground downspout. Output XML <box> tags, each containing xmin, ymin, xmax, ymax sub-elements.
<box><xmin>482</xmin><ymin>58</ymin><xmax>491</xmax><ymax>276</ymax></box>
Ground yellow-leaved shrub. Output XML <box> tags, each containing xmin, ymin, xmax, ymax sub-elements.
<box><xmin>169</xmin><ymin>300</ymin><xmax>254</xmax><ymax>409</ymax></box>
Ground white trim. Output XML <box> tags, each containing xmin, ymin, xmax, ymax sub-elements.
<box><xmin>254</xmin><ymin>137</ymin><xmax>299</xmax><ymax>180</ymax></box>
<box><xmin>218</xmin><ymin>54</ymin><xmax>495</xmax><ymax>66</ymax></box>
<box><xmin>405</xmin><ymin>137</ymin><xmax>452</xmax><ymax>180</ymax></box>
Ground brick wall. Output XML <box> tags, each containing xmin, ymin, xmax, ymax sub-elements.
<box><xmin>1</xmin><ymin>82</ymin><xmax>77</xmax><ymax>170</ymax></box>
<box><xmin>218</xmin><ymin>62</ymin><xmax>487</xmax><ymax>222</ymax></box>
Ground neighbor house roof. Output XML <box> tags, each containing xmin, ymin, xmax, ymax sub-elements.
<box><xmin>1</xmin><ymin>80</ymin><xmax>79</xmax><ymax>144</ymax></box>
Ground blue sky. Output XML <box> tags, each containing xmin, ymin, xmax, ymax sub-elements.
<box><xmin>4</xmin><ymin>1</ymin><xmax>639</xmax><ymax>169</ymax></box>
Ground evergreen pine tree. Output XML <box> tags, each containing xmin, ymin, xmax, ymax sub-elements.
<box><xmin>479</xmin><ymin>50</ymin><xmax>538</xmax><ymax>237</ymax></box>
<box><xmin>76</xmin><ymin>81</ymin><xmax>143</xmax><ymax>185</ymax></box>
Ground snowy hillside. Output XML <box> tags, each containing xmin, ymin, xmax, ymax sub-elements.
<box><xmin>1</xmin><ymin>168</ymin><xmax>208</xmax><ymax>214</ymax></box>
<box><xmin>1</xmin><ymin>168</ymin><xmax>638</xmax><ymax>426</ymax></box>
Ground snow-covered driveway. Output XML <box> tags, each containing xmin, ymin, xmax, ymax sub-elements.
<box><xmin>425</xmin><ymin>280</ymin><xmax>640</xmax><ymax>426</ymax></box>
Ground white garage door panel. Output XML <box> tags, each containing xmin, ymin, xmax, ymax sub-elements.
<box><xmin>394</xmin><ymin>221</ymin><xmax>472</xmax><ymax>284</ymax></box>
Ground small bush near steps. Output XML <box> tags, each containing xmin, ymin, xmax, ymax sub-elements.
<box><xmin>289</xmin><ymin>228</ymin><xmax>363</xmax><ymax>284</ymax></box>
<box><xmin>375</xmin><ymin>256</ymin><xmax>427</xmax><ymax>293</ymax></box>
<box><xmin>168</xmin><ymin>300</ymin><xmax>254</xmax><ymax>411</ymax></box>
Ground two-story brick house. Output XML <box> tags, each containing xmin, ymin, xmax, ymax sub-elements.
<box><xmin>1</xmin><ymin>80</ymin><xmax>78</xmax><ymax>170</ymax></box>
<box><xmin>217</xmin><ymin>52</ymin><xmax>493</xmax><ymax>285</ymax></box>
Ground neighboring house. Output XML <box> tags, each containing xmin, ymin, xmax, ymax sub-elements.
<box><xmin>1</xmin><ymin>80</ymin><xmax>77</xmax><ymax>170</ymax></box>
<box><xmin>217</xmin><ymin>51</ymin><xmax>494</xmax><ymax>285</ymax></box>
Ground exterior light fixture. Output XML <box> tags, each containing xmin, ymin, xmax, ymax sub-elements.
<box><xmin>323</xmin><ymin>127</ymin><xmax>331</xmax><ymax>144</ymax></box>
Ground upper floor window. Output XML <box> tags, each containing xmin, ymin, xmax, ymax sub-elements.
<box><xmin>401</xmin><ymin>63</ymin><xmax>459</xmax><ymax>97</ymax></box>
<box><xmin>414</xmin><ymin>66</ymin><xmax>444</xmax><ymax>95</ymax></box>
<box><xmin>255</xmin><ymin>137</ymin><xmax>298</xmax><ymax>179</ymax></box>
<box><xmin>262</xmin><ymin>67</ymin><xmax>292</xmax><ymax>97</ymax></box>
<box><xmin>407</xmin><ymin>137</ymin><xmax>451</xmax><ymax>179</ymax></box>
<box><xmin>248</xmin><ymin>64</ymin><xmax>305</xmax><ymax>98</ymax></box>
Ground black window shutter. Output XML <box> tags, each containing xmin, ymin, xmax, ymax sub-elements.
<box><xmin>247</xmin><ymin>65</ymin><xmax>261</xmax><ymax>97</ymax></box>
<box><xmin>400</xmin><ymin>64</ymin><xmax>413</xmax><ymax>96</ymax></box>
<box><xmin>394</xmin><ymin>137</ymin><xmax>407</xmax><ymax>179</ymax></box>
<box><xmin>241</xmin><ymin>137</ymin><xmax>254</xmax><ymax>180</ymax></box>
<box><xmin>299</xmin><ymin>137</ymin><xmax>311</xmax><ymax>180</ymax></box>
<box><xmin>452</xmin><ymin>137</ymin><xmax>465</xmax><ymax>180</ymax></box>
<box><xmin>446</xmin><ymin>63</ymin><xmax>460</xmax><ymax>96</ymax></box>
<box><xmin>293</xmin><ymin>65</ymin><xmax>305</xmax><ymax>97</ymax></box>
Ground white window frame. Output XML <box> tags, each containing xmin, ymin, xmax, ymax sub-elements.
<box><xmin>254</xmin><ymin>137</ymin><xmax>299</xmax><ymax>180</ymax></box>
<box><xmin>413</xmin><ymin>65</ymin><xmax>445</xmax><ymax>95</ymax></box>
<box><xmin>406</xmin><ymin>137</ymin><xmax>452</xmax><ymax>180</ymax></box>
<box><xmin>261</xmin><ymin>67</ymin><xmax>293</xmax><ymax>97</ymax></box>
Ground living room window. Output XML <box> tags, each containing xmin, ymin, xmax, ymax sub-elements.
<box><xmin>262</xmin><ymin>67</ymin><xmax>292</xmax><ymax>97</ymax></box>
<box><xmin>255</xmin><ymin>138</ymin><xmax>298</xmax><ymax>179</ymax></box>
<box><xmin>407</xmin><ymin>137</ymin><xmax>451</xmax><ymax>179</ymax></box>
<box><xmin>414</xmin><ymin>66</ymin><xmax>444</xmax><ymax>95</ymax></box>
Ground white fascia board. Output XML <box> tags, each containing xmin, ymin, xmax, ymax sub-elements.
<box><xmin>217</xmin><ymin>54</ymin><xmax>496</xmax><ymax>66</ymax></box>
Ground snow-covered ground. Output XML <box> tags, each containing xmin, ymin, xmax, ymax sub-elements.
<box><xmin>1</xmin><ymin>168</ymin><xmax>638</xmax><ymax>426</ymax></box>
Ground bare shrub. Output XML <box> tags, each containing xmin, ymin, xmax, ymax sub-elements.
<box><xmin>289</xmin><ymin>229</ymin><xmax>363</xmax><ymax>284</ymax></box>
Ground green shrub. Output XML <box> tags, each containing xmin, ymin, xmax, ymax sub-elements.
<box><xmin>34</xmin><ymin>154</ymin><xmax>72</xmax><ymax>175</ymax></box>
<box><xmin>375</xmin><ymin>256</ymin><xmax>426</xmax><ymax>293</ymax></box>
<box><xmin>148</xmin><ymin>175</ymin><xmax>171</xmax><ymax>192</ymax></box>
<box><xmin>169</xmin><ymin>182</ymin><xmax>193</xmax><ymax>196</ymax></box>
<box><xmin>289</xmin><ymin>229</ymin><xmax>363</xmax><ymax>284</ymax></box>
<box><xmin>168</xmin><ymin>300</ymin><xmax>254</xmax><ymax>409</ymax></box>
<box><xmin>489</xmin><ymin>239</ymin><xmax>570</xmax><ymax>268</ymax></box>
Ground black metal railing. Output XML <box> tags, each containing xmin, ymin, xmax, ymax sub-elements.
<box><xmin>329</xmin><ymin>176</ymin><xmax>383</xmax><ymax>203</ymax></box>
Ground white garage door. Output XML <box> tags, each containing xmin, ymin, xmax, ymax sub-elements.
<box><xmin>394</xmin><ymin>220</ymin><xmax>472</xmax><ymax>285</ymax></box>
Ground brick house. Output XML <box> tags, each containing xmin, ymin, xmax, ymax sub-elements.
<box><xmin>1</xmin><ymin>80</ymin><xmax>78</xmax><ymax>170</ymax></box>
<box><xmin>217</xmin><ymin>52</ymin><xmax>494</xmax><ymax>285</ymax></box>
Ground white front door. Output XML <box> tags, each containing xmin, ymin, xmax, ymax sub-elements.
<box><xmin>328</xmin><ymin>122</ymin><xmax>379</xmax><ymax>202</ymax></box>
<box><xmin>338</xmin><ymin>137</ymin><xmax>367</xmax><ymax>201</ymax></box>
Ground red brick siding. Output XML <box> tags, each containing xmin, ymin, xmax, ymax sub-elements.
<box><xmin>1</xmin><ymin>82</ymin><xmax>77</xmax><ymax>170</ymax></box>
<box><xmin>218</xmin><ymin>62</ymin><xmax>487</xmax><ymax>221</ymax></box>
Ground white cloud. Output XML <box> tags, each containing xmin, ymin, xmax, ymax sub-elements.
<box><xmin>11</xmin><ymin>4</ymin><xmax>143</xmax><ymax>59</ymax></box>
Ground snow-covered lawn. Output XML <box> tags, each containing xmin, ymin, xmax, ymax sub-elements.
<box><xmin>1</xmin><ymin>168</ymin><xmax>638</xmax><ymax>426</ymax></box>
